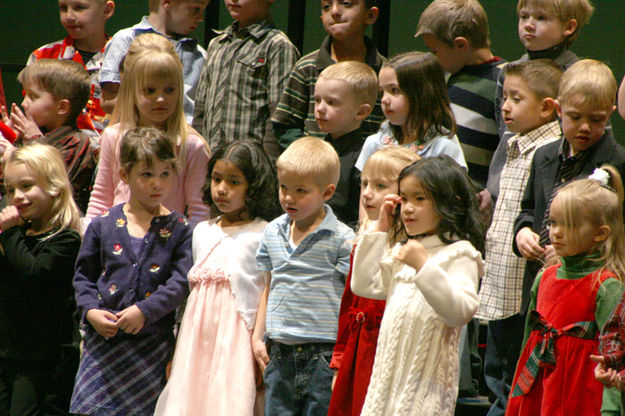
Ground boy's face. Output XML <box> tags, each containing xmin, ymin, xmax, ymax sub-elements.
<box><xmin>422</xmin><ymin>34</ymin><xmax>463</xmax><ymax>75</ymax></box>
<box><xmin>58</xmin><ymin>0</ymin><xmax>114</xmax><ymax>41</ymax></box>
<box><xmin>557</xmin><ymin>95</ymin><xmax>615</xmax><ymax>155</ymax></box>
<box><xmin>165</xmin><ymin>0</ymin><xmax>208</xmax><ymax>35</ymax></box>
<box><xmin>225</xmin><ymin>0</ymin><xmax>272</xmax><ymax>28</ymax></box>
<box><xmin>320</xmin><ymin>0</ymin><xmax>377</xmax><ymax>42</ymax></box>
<box><xmin>314</xmin><ymin>78</ymin><xmax>367</xmax><ymax>139</ymax></box>
<box><xmin>278</xmin><ymin>169</ymin><xmax>333</xmax><ymax>227</ymax></box>
<box><xmin>21</xmin><ymin>83</ymin><xmax>65</xmax><ymax>131</ymax></box>
<box><xmin>501</xmin><ymin>75</ymin><xmax>548</xmax><ymax>135</ymax></box>
<box><xmin>518</xmin><ymin>7</ymin><xmax>576</xmax><ymax>51</ymax></box>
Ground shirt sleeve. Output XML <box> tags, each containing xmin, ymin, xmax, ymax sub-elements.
<box><xmin>598</xmin><ymin>279</ymin><xmax>625</xmax><ymax>370</ymax></box>
<box><xmin>256</xmin><ymin>228</ymin><xmax>273</xmax><ymax>272</ymax></box>
<box><xmin>73</xmin><ymin>219</ymin><xmax>104</xmax><ymax>320</ymax></box>
<box><xmin>99</xmin><ymin>30</ymin><xmax>132</xmax><ymax>85</ymax></box>
<box><xmin>351</xmin><ymin>231</ymin><xmax>393</xmax><ymax>300</ymax></box>
<box><xmin>183</xmin><ymin>132</ymin><xmax>210</xmax><ymax>224</ymax></box>
<box><xmin>271</xmin><ymin>59</ymin><xmax>310</xmax><ymax>147</ymax></box>
<box><xmin>86</xmin><ymin>126</ymin><xmax>119</xmax><ymax>218</ymax></box>
<box><xmin>266</xmin><ymin>36</ymin><xmax>300</xmax><ymax>106</ymax></box>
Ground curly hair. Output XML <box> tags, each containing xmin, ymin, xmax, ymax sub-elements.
<box><xmin>203</xmin><ymin>141</ymin><xmax>281</xmax><ymax>222</ymax></box>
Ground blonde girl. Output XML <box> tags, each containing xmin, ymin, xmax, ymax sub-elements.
<box><xmin>355</xmin><ymin>52</ymin><xmax>466</xmax><ymax>171</ymax></box>
<box><xmin>507</xmin><ymin>166</ymin><xmax>625</xmax><ymax>416</ymax></box>
<box><xmin>86</xmin><ymin>35</ymin><xmax>209</xmax><ymax>224</ymax></box>
<box><xmin>0</xmin><ymin>143</ymin><xmax>82</xmax><ymax>414</ymax></box>
<box><xmin>71</xmin><ymin>127</ymin><xmax>193</xmax><ymax>416</ymax></box>
<box><xmin>328</xmin><ymin>147</ymin><xmax>419</xmax><ymax>416</ymax></box>
<box><xmin>351</xmin><ymin>155</ymin><xmax>484</xmax><ymax>415</ymax></box>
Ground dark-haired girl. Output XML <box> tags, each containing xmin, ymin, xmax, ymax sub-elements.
<box><xmin>351</xmin><ymin>155</ymin><xmax>484</xmax><ymax>416</ymax></box>
<box><xmin>155</xmin><ymin>140</ymin><xmax>280</xmax><ymax>416</ymax></box>
<box><xmin>355</xmin><ymin>51</ymin><xmax>466</xmax><ymax>171</ymax></box>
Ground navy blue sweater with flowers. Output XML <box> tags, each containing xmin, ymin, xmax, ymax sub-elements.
<box><xmin>73</xmin><ymin>204</ymin><xmax>192</xmax><ymax>336</ymax></box>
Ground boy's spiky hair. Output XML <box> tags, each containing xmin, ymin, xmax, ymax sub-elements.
<box><xmin>516</xmin><ymin>0</ymin><xmax>594</xmax><ymax>45</ymax></box>
<box><xmin>504</xmin><ymin>59</ymin><xmax>562</xmax><ymax>100</ymax></box>
<box><xmin>317</xmin><ymin>61</ymin><xmax>378</xmax><ymax>107</ymax></box>
<box><xmin>276</xmin><ymin>136</ymin><xmax>340</xmax><ymax>189</ymax></box>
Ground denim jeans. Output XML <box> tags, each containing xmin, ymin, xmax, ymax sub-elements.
<box><xmin>264</xmin><ymin>341</ymin><xmax>334</xmax><ymax>416</ymax></box>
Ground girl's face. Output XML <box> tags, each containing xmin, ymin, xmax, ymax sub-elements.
<box><xmin>136</xmin><ymin>76</ymin><xmax>179</xmax><ymax>129</ymax></box>
<box><xmin>360</xmin><ymin>173</ymin><xmax>396</xmax><ymax>221</ymax></box>
<box><xmin>211</xmin><ymin>159</ymin><xmax>249</xmax><ymax>221</ymax></box>
<box><xmin>399</xmin><ymin>174</ymin><xmax>441</xmax><ymax>237</ymax></box>
<box><xmin>379</xmin><ymin>67</ymin><xmax>410</xmax><ymax>127</ymax></box>
<box><xmin>549</xmin><ymin>195</ymin><xmax>608</xmax><ymax>257</ymax></box>
<box><xmin>121</xmin><ymin>158</ymin><xmax>175</xmax><ymax>215</ymax></box>
<box><xmin>3</xmin><ymin>162</ymin><xmax>54</xmax><ymax>231</ymax></box>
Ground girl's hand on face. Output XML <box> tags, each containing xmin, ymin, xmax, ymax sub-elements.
<box><xmin>10</xmin><ymin>103</ymin><xmax>42</xmax><ymax>141</ymax></box>
<box><xmin>86</xmin><ymin>309</ymin><xmax>119</xmax><ymax>339</ymax></box>
<box><xmin>376</xmin><ymin>194</ymin><xmax>401</xmax><ymax>233</ymax></box>
<box><xmin>116</xmin><ymin>305</ymin><xmax>146</xmax><ymax>335</ymax></box>
<box><xmin>516</xmin><ymin>227</ymin><xmax>545</xmax><ymax>261</ymax></box>
<box><xmin>0</xmin><ymin>205</ymin><xmax>24</xmax><ymax>231</ymax></box>
<box><xmin>395</xmin><ymin>239</ymin><xmax>428</xmax><ymax>272</ymax></box>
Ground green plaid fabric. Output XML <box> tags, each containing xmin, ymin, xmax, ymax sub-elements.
<box><xmin>511</xmin><ymin>310</ymin><xmax>597</xmax><ymax>397</ymax></box>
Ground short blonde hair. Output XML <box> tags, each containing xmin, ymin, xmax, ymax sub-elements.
<box><xmin>6</xmin><ymin>143</ymin><xmax>81</xmax><ymax>234</ymax></box>
<box><xmin>18</xmin><ymin>59</ymin><xmax>90</xmax><ymax>126</ymax></box>
<box><xmin>415</xmin><ymin>0</ymin><xmax>490</xmax><ymax>49</ymax></box>
<box><xmin>317</xmin><ymin>61</ymin><xmax>378</xmax><ymax>107</ymax></box>
<box><xmin>362</xmin><ymin>146</ymin><xmax>420</xmax><ymax>183</ymax></box>
<box><xmin>558</xmin><ymin>59</ymin><xmax>616</xmax><ymax>110</ymax></box>
<box><xmin>516</xmin><ymin>0</ymin><xmax>594</xmax><ymax>45</ymax></box>
<box><xmin>276</xmin><ymin>136</ymin><xmax>340</xmax><ymax>188</ymax></box>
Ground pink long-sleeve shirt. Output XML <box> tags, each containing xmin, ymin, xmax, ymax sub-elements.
<box><xmin>86</xmin><ymin>124</ymin><xmax>210</xmax><ymax>223</ymax></box>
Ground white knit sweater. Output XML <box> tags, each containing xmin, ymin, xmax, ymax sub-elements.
<box><xmin>351</xmin><ymin>232</ymin><xmax>483</xmax><ymax>416</ymax></box>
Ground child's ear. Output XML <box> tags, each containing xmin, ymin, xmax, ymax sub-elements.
<box><xmin>453</xmin><ymin>37</ymin><xmax>469</xmax><ymax>50</ymax></box>
<box><xmin>594</xmin><ymin>225</ymin><xmax>611</xmax><ymax>243</ymax></box>
<box><xmin>119</xmin><ymin>168</ymin><xmax>129</xmax><ymax>184</ymax></box>
<box><xmin>57</xmin><ymin>99</ymin><xmax>71</xmax><ymax>117</ymax></box>
<box><xmin>554</xmin><ymin>99</ymin><xmax>562</xmax><ymax>118</ymax></box>
<box><xmin>365</xmin><ymin>6</ymin><xmax>379</xmax><ymax>26</ymax></box>
<box><xmin>322</xmin><ymin>183</ymin><xmax>336</xmax><ymax>201</ymax></box>
<box><xmin>103</xmin><ymin>1</ymin><xmax>115</xmax><ymax>20</ymax></box>
<box><xmin>540</xmin><ymin>97</ymin><xmax>557</xmax><ymax>119</ymax></box>
<box><xmin>355</xmin><ymin>103</ymin><xmax>372</xmax><ymax>120</ymax></box>
<box><xmin>562</xmin><ymin>18</ymin><xmax>578</xmax><ymax>38</ymax></box>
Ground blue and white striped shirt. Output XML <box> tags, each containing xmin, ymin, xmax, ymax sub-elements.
<box><xmin>256</xmin><ymin>206</ymin><xmax>354</xmax><ymax>344</ymax></box>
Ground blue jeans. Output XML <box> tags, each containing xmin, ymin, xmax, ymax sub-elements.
<box><xmin>264</xmin><ymin>341</ymin><xmax>334</xmax><ymax>416</ymax></box>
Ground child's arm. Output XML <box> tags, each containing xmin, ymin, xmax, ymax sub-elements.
<box><xmin>182</xmin><ymin>131</ymin><xmax>210</xmax><ymax>224</ymax></box>
<box><xmin>252</xmin><ymin>273</ymin><xmax>271</xmax><ymax>373</ymax></box>
<box><xmin>513</xmin><ymin>156</ymin><xmax>545</xmax><ymax>260</ymax></box>
<box><xmin>85</xmin><ymin>127</ymin><xmax>118</xmax><ymax>218</ymax></box>
<box><xmin>271</xmin><ymin>59</ymin><xmax>310</xmax><ymax>149</ymax></box>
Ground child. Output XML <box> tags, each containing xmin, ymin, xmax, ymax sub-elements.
<box><xmin>355</xmin><ymin>52</ymin><xmax>466</xmax><ymax>171</ymax></box>
<box><xmin>514</xmin><ymin>59</ymin><xmax>625</xmax><ymax>325</ymax></box>
<box><xmin>328</xmin><ymin>146</ymin><xmax>419</xmax><ymax>416</ymax></box>
<box><xmin>351</xmin><ymin>155</ymin><xmax>484</xmax><ymax>415</ymax></box>
<box><xmin>99</xmin><ymin>0</ymin><xmax>209</xmax><ymax>122</ymax></box>
<box><xmin>7</xmin><ymin>59</ymin><xmax>98</xmax><ymax>214</ymax></box>
<box><xmin>0</xmin><ymin>143</ymin><xmax>82</xmax><ymax>414</ymax></box>
<box><xmin>314</xmin><ymin>60</ymin><xmax>378</xmax><ymax>227</ymax></box>
<box><xmin>271</xmin><ymin>0</ymin><xmax>385</xmax><ymax>149</ymax></box>
<box><xmin>507</xmin><ymin>166</ymin><xmax>625</xmax><ymax>415</ymax></box>
<box><xmin>28</xmin><ymin>0</ymin><xmax>115</xmax><ymax>132</ymax></box>
<box><xmin>71</xmin><ymin>127</ymin><xmax>193</xmax><ymax>416</ymax></box>
<box><xmin>416</xmin><ymin>0</ymin><xmax>506</xmax><ymax>190</ymax></box>
<box><xmin>191</xmin><ymin>0</ymin><xmax>299</xmax><ymax>160</ymax></box>
<box><xmin>475</xmin><ymin>59</ymin><xmax>562</xmax><ymax>415</ymax></box>
<box><xmin>487</xmin><ymin>0</ymin><xmax>594</xmax><ymax>201</ymax></box>
<box><xmin>86</xmin><ymin>42</ymin><xmax>210</xmax><ymax>224</ymax></box>
<box><xmin>153</xmin><ymin>140</ymin><xmax>281</xmax><ymax>415</ymax></box>
<box><xmin>252</xmin><ymin>136</ymin><xmax>355</xmax><ymax>415</ymax></box>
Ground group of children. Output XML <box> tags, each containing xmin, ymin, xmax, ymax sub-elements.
<box><xmin>2</xmin><ymin>0</ymin><xmax>625</xmax><ymax>415</ymax></box>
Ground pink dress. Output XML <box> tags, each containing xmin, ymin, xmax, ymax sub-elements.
<box><xmin>154</xmin><ymin>218</ymin><xmax>268</xmax><ymax>416</ymax></box>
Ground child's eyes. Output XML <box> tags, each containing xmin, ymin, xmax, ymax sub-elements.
<box><xmin>297</xmin><ymin>188</ymin><xmax>308</xmax><ymax>193</ymax></box>
<box><xmin>161</xmin><ymin>171</ymin><xmax>171</xmax><ymax>177</ymax></box>
<box><xmin>144</xmin><ymin>87</ymin><xmax>156</xmax><ymax>95</ymax></box>
<box><xmin>375</xmin><ymin>183</ymin><xmax>387</xmax><ymax>190</ymax></box>
<box><xmin>164</xmin><ymin>87</ymin><xmax>175</xmax><ymax>94</ymax></box>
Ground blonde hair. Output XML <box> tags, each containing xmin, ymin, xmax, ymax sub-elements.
<box><xmin>516</xmin><ymin>0</ymin><xmax>594</xmax><ymax>45</ymax></box>
<box><xmin>120</xmin><ymin>33</ymin><xmax>176</xmax><ymax>74</ymax></box>
<box><xmin>317</xmin><ymin>61</ymin><xmax>379</xmax><ymax>107</ymax></box>
<box><xmin>6</xmin><ymin>143</ymin><xmax>81</xmax><ymax>234</ymax></box>
<box><xmin>18</xmin><ymin>59</ymin><xmax>90</xmax><ymax>127</ymax></box>
<box><xmin>276</xmin><ymin>136</ymin><xmax>340</xmax><ymax>189</ymax></box>
<box><xmin>552</xmin><ymin>165</ymin><xmax>625</xmax><ymax>281</ymax></box>
<box><xmin>111</xmin><ymin>46</ymin><xmax>189</xmax><ymax>165</ymax></box>
<box><xmin>558</xmin><ymin>59</ymin><xmax>616</xmax><ymax>110</ymax></box>
<box><xmin>416</xmin><ymin>0</ymin><xmax>491</xmax><ymax>49</ymax></box>
<box><xmin>148</xmin><ymin>0</ymin><xmax>205</xmax><ymax>12</ymax></box>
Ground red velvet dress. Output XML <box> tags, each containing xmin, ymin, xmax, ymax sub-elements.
<box><xmin>328</xmin><ymin>249</ymin><xmax>385</xmax><ymax>416</ymax></box>
<box><xmin>506</xmin><ymin>262</ymin><xmax>611</xmax><ymax>416</ymax></box>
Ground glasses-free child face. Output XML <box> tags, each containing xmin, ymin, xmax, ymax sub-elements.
<box><xmin>136</xmin><ymin>76</ymin><xmax>179</xmax><ymax>129</ymax></box>
<box><xmin>165</xmin><ymin>0</ymin><xmax>208</xmax><ymax>35</ymax></box>
<box><xmin>360</xmin><ymin>175</ymin><xmax>396</xmax><ymax>221</ymax></box>
<box><xmin>399</xmin><ymin>175</ymin><xmax>441</xmax><ymax>237</ymax></box>
<box><xmin>121</xmin><ymin>159</ymin><xmax>175</xmax><ymax>215</ymax></box>
<box><xmin>517</xmin><ymin>7</ymin><xmax>576</xmax><ymax>52</ymax></box>
<box><xmin>210</xmin><ymin>159</ymin><xmax>249</xmax><ymax>221</ymax></box>
<box><xmin>21</xmin><ymin>83</ymin><xmax>66</xmax><ymax>132</ymax></box>
<box><xmin>501</xmin><ymin>75</ymin><xmax>549</xmax><ymax>135</ymax></box>
<box><xmin>314</xmin><ymin>78</ymin><xmax>366</xmax><ymax>139</ymax></box>
<box><xmin>3</xmin><ymin>162</ymin><xmax>54</xmax><ymax>232</ymax></box>
<box><xmin>278</xmin><ymin>169</ymin><xmax>333</xmax><ymax>228</ymax></box>
<box><xmin>224</xmin><ymin>0</ymin><xmax>273</xmax><ymax>28</ymax></box>
<box><xmin>379</xmin><ymin>67</ymin><xmax>409</xmax><ymax>127</ymax></box>
<box><xmin>548</xmin><ymin>194</ymin><xmax>609</xmax><ymax>257</ymax></box>
<box><xmin>59</xmin><ymin>0</ymin><xmax>114</xmax><ymax>43</ymax></box>
<box><xmin>320</xmin><ymin>0</ymin><xmax>377</xmax><ymax>42</ymax></box>
<box><xmin>556</xmin><ymin>95</ymin><xmax>615</xmax><ymax>156</ymax></box>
